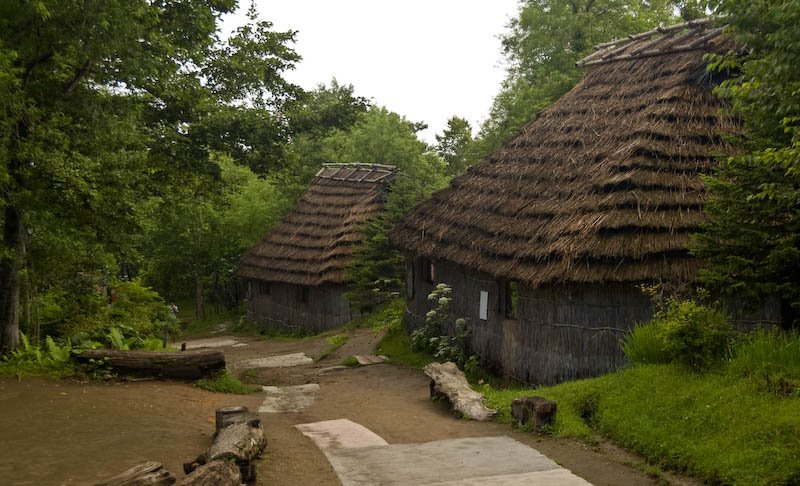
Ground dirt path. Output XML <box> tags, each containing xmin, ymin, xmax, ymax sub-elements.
<box><xmin>0</xmin><ymin>329</ymin><xmax>697</xmax><ymax>485</ymax></box>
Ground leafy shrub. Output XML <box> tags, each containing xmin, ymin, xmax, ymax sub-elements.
<box><xmin>0</xmin><ymin>333</ymin><xmax>75</xmax><ymax>377</ymax></box>
<box><xmin>622</xmin><ymin>300</ymin><xmax>732</xmax><ymax>371</ymax></box>
<box><xmin>411</xmin><ymin>283</ymin><xmax>473</xmax><ymax>368</ymax></box>
<box><xmin>658</xmin><ymin>301</ymin><xmax>732</xmax><ymax>370</ymax></box>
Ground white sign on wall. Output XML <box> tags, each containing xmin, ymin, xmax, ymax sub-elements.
<box><xmin>479</xmin><ymin>290</ymin><xmax>488</xmax><ymax>320</ymax></box>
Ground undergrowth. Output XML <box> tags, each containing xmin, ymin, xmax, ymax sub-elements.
<box><xmin>196</xmin><ymin>371</ymin><xmax>261</xmax><ymax>394</ymax></box>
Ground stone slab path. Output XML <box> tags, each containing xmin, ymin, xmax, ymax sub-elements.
<box><xmin>259</xmin><ymin>384</ymin><xmax>320</xmax><ymax>413</ymax></box>
<box><xmin>242</xmin><ymin>352</ymin><xmax>314</xmax><ymax>368</ymax></box>
<box><xmin>296</xmin><ymin>419</ymin><xmax>592</xmax><ymax>486</ymax></box>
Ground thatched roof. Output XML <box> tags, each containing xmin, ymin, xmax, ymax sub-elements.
<box><xmin>239</xmin><ymin>163</ymin><xmax>397</xmax><ymax>286</ymax></box>
<box><xmin>391</xmin><ymin>19</ymin><xmax>736</xmax><ymax>286</ymax></box>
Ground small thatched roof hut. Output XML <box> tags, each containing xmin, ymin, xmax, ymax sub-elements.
<box><xmin>391</xmin><ymin>19</ymin><xmax>766</xmax><ymax>384</ymax></box>
<box><xmin>239</xmin><ymin>163</ymin><xmax>397</xmax><ymax>333</ymax></box>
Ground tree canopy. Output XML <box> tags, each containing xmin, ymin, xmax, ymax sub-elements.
<box><xmin>692</xmin><ymin>0</ymin><xmax>800</xmax><ymax>327</ymax></box>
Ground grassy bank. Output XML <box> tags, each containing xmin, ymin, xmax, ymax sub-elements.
<box><xmin>483</xmin><ymin>361</ymin><xmax>800</xmax><ymax>485</ymax></box>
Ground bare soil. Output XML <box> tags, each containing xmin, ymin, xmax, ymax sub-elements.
<box><xmin>0</xmin><ymin>329</ymin><xmax>700</xmax><ymax>485</ymax></box>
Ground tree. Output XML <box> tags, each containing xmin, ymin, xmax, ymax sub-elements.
<box><xmin>692</xmin><ymin>0</ymin><xmax>800</xmax><ymax>327</ymax></box>
<box><xmin>339</xmin><ymin>107</ymin><xmax>448</xmax><ymax>311</ymax></box>
<box><xmin>0</xmin><ymin>1</ymin><xmax>299</xmax><ymax>352</ymax></box>
<box><xmin>435</xmin><ymin>116</ymin><xmax>475</xmax><ymax>177</ymax></box>
<box><xmin>475</xmin><ymin>0</ymin><xmax>690</xmax><ymax>157</ymax></box>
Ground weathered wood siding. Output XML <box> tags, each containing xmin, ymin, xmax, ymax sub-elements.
<box><xmin>404</xmin><ymin>259</ymin><xmax>652</xmax><ymax>385</ymax></box>
<box><xmin>246</xmin><ymin>280</ymin><xmax>353</xmax><ymax>334</ymax></box>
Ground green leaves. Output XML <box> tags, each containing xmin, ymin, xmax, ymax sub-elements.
<box><xmin>694</xmin><ymin>1</ymin><xmax>800</xmax><ymax>324</ymax></box>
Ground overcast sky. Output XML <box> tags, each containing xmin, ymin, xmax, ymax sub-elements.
<box><xmin>221</xmin><ymin>1</ymin><xmax>521</xmax><ymax>144</ymax></box>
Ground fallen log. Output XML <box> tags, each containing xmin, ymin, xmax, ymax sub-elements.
<box><xmin>185</xmin><ymin>421</ymin><xmax>267</xmax><ymax>482</ymax></box>
<box><xmin>75</xmin><ymin>349</ymin><xmax>226</xmax><ymax>379</ymax></box>
<box><xmin>176</xmin><ymin>460</ymin><xmax>240</xmax><ymax>486</ymax></box>
<box><xmin>94</xmin><ymin>461</ymin><xmax>175</xmax><ymax>486</ymax></box>
<box><xmin>424</xmin><ymin>361</ymin><xmax>497</xmax><ymax>421</ymax></box>
<box><xmin>215</xmin><ymin>405</ymin><xmax>261</xmax><ymax>434</ymax></box>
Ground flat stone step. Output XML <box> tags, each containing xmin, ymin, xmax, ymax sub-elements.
<box><xmin>259</xmin><ymin>383</ymin><xmax>320</xmax><ymax>413</ymax></box>
<box><xmin>243</xmin><ymin>352</ymin><xmax>314</xmax><ymax>369</ymax></box>
<box><xmin>353</xmin><ymin>355</ymin><xmax>387</xmax><ymax>366</ymax></box>
<box><xmin>295</xmin><ymin>419</ymin><xmax>592</xmax><ymax>486</ymax></box>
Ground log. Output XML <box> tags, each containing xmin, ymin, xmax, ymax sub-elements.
<box><xmin>423</xmin><ymin>361</ymin><xmax>497</xmax><ymax>421</ymax></box>
<box><xmin>215</xmin><ymin>406</ymin><xmax>261</xmax><ymax>433</ymax></box>
<box><xmin>95</xmin><ymin>461</ymin><xmax>175</xmax><ymax>486</ymax></box>
<box><xmin>176</xmin><ymin>460</ymin><xmax>240</xmax><ymax>486</ymax></box>
<box><xmin>185</xmin><ymin>422</ymin><xmax>267</xmax><ymax>482</ymax></box>
<box><xmin>76</xmin><ymin>349</ymin><xmax>226</xmax><ymax>379</ymax></box>
<box><xmin>511</xmin><ymin>396</ymin><xmax>557</xmax><ymax>432</ymax></box>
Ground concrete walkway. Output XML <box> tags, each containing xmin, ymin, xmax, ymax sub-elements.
<box><xmin>296</xmin><ymin>419</ymin><xmax>592</xmax><ymax>486</ymax></box>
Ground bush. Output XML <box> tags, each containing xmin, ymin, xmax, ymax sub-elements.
<box><xmin>622</xmin><ymin>300</ymin><xmax>732</xmax><ymax>371</ymax></box>
<box><xmin>410</xmin><ymin>283</ymin><xmax>473</xmax><ymax>368</ymax></box>
<box><xmin>658</xmin><ymin>301</ymin><xmax>732</xmax><ymax>370</ymax></box>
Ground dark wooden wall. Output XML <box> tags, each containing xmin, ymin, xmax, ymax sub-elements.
<box><xmin>404</xmin><ymin>259</ymin><xmax>652</xmax><ymax>385</ymax></box>
<box><xmin>246</xmin><ymin>280</ymin><xmax>354</xmax><ymax>334</ymax></box>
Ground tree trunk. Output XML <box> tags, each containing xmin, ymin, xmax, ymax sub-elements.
<box><xmin>75</xmin><ymin>349</ymin><xmax>226</xmax><ymax>379</ymax></box>
<box><xmin>195</xmin><ymin>274</ymin><xmax>205</xmax><ymax>320</ymax></box>
<box><xmin>94</xmin><ymin>461</ymin><xmax>175</xmax><ymax>486</ymax></box>
<box><xmin>185</xmin><ymin>421</ymin><xmax>266</xmax><ymax>482</ymax></box>
<box><xmin>176</xmin><ymin>460</ymin><xmax>239</xmax><ymax>486</ymax></box>
<box><xmin>0</xmin><ymin>204</ymin><xmax>24</xmax><ymax>354</ymax></box>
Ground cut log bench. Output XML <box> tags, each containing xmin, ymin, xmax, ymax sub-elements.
<box><xmin>424</xmin><ymin>361</ymin><xmax>497</xmax><ymax>421</ymax></box>
<box><xmin>511</xmin><ymin>396</ymin><xmax>558</xmax><ymax>432</ymax></box>
<box><xmin>95</xmin><ymin>406</ymin><xmax>266</xmax><ymax>486</ymax></box>
<box><xmin>75</xmin><ymin>349</ymin><xmax>226</xmax><ymax>380</ymax></box>
<box><xmin>184</xmin><ymin>406</ymin><xmax>267</xmax><ymax>483</ymax></box>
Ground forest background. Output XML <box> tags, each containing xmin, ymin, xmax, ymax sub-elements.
<box><xmin>1</xmin><ymin>0</ymin><xmax>797</xmax><ymax>353</ymax></box>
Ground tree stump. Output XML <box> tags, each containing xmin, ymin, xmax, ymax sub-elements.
<box><xmin>185</xmin><ymin>420</ymin><xmax>267</xmax><ymax>482</ymax></box>
<box><xmin>423</xmin><ymin>362</ymin><xmax>497</xmax><ymax>421</ymax></box>
<box><xmin>176</xmin><ymin>460</ymin><xmax>240</xmax><ymax>486</ymax></box>
<box><xmin>75</xmin><ymin>349</ymin><xmax>225</xmax><ymax>379</ymax></box>
<box><xmin>511</xmin><ymin>396</ymin><xmax>557</xmax><ymax>432</ymax></box>
<box><xmin>215</xmin><ymin>406</ymin><xmax>261</xmax><ymax>433</ymax></box>
<box><xmin>94</xmin><ymin>461</ymin><xmax>175</xmax><ymax>486</ymax></box>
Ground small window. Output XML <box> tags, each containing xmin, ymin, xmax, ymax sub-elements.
<box><xmin>258</xmin><ymin>281</ymin><xmax>271</xmax><ymax>295</ymax></box>
<box><xmin>479</xmin><ymin>291</ymin><xmax>488</xmax><ymax>321</ymax></box>
<box><xmin>503</xmin><ymin>280</ymin><xmax>518</xmax><ymax>319</ymax></box>
<box><xmin>298</xmin><ymin>285</ymin><xmax>309</xmax><ymax>304</ymax></box>
<box><xmin>421</xmin><ymin>257</ymin><xmax>436</xmax><ymax>283</ymax></box>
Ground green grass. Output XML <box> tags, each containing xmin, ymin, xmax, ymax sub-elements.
<box><xmin>482</xmin><ymin>364</ymin><xmax>800</xmax><ymax>485</ymax></box>
<box><xmin>341</xmin><ymin>355</ymin><xmax>359</xmax><ymax>367</ymax></box>
<box><xmin>196</xmin><ymin>371</ymin><xmax>261</xmax><ymax>394</ymax></box>
<box><xmin>376</xmin><ymin>324</ymin><xmax>436</xmax><ymax>369</ymax></box>
<box><xmin>315</xmin><ymin>334</ymin><xmax>349</xmax><ymax>361</ymax></box>
<box><xmin>344</xmin><ymin>298</ymin><xmax>405</xmax><ymax>330</ymax></box>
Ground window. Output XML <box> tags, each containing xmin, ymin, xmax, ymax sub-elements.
<box><xmin>503</xmin><ymin>280</ymin><xmax>518</xmax><ymax>319</ymax></box>
<box><xmin>479</xmin><ymin>291</ymin><xmax>488</xmax><ymax>321</ymax></box>
<box><xmin>421</xmin><ymin>257</ymin><xmax>436</xmax><ymax>283</ymax></box>
<box><xmin>258</xmin><ymin>281</ymin><xmax>271</xmax><ymax>295</ymax></box>
<box><xmin>298</xmin><ymin>285</ymin><xmax>309</xmax><ymax>304</ymax></box>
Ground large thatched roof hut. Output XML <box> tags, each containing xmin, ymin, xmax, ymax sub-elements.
<box><xmin>391</xmin><ymin>19</ymin><xmax>774</xmax><ymax>384</ymax></box>
<box><xmin>239</xmin><ymin>163</ymin><xmax>397</xmax><ymax>333</ymax></box>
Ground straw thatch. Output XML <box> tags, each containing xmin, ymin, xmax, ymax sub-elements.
<box><xmin>238</xmin><ymin>163</ymin><xmax>397</xmax><ymax>286</ymax></box>
<box><xmin>391</xmin><ymin>19</ymin><xmax>735</xmax><ymax>287</ymax></box>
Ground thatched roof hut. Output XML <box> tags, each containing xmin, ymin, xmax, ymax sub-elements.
<box><xmin>390</xmin><ymin>19</ymin><xmax>762</xmax><ymax>384</ymax></box>
<box><xmin>391</xmin><ymin>18</ymin><xmax>733</xmax><ymax>287</ymax></box>
<box><xmin>239</xmin><ymin>163</ymin><xmax>397</xmax><ymax>333</ymax></box>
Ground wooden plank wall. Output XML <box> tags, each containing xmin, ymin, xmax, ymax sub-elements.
<box><xmin>247</xmin><ymin>281</ymin><xmax>354</xmax><ymax>334</ymax></box>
